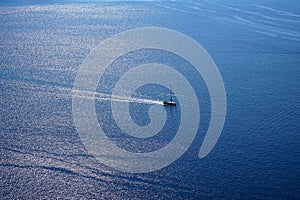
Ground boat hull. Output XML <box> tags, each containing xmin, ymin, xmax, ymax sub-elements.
<box><xmin>163</xmin><ymin>101</ymin><xmax>176</xmax><ymax>106</ymax></box>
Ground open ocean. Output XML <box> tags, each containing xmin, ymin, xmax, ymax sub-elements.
<box><xmin>1</xmin><ymin>0</ymin><xmax>299</xmax><ymax>199</ymax></box>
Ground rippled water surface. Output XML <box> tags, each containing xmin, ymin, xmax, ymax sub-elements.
<box><xmin>1</xmin><ymin>0</ymin><xmax>299</xmax><ymax>199</ymax></box>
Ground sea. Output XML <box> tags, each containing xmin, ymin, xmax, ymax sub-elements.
<box><xmin>0</xmin><ymin>0</ymin><xmax>299</xmax><ymax>199</ymax></box>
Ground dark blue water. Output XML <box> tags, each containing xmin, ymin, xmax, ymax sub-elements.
<box><xmin>1</xmin><ymin>0</ymin><xmax>299</xmax><ymax>199</ymax></box>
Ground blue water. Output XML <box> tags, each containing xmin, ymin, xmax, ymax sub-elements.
<box><xmin>1</xmin><ymin>0</ymin><xmax>300</xmax><ymax>199</ymax></box>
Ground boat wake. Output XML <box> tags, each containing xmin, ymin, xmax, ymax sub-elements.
<box><xmin>72</xmin><ymin>89</ymin><xmax>164</xmax><ymax>105</ymax></box>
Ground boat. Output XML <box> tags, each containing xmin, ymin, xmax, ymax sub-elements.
<box><xmin>163</xmin><ymin>100</ymin><xmax>176</xmax><ymax>106</ymax></box>
<box><xmin>163</xmin><ymin>86</ymin><xmax>176</xmax><ymax>106</ymax></box>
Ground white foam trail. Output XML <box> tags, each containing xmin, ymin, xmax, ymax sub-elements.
<box><xmin>255</xmin><ymin>4</ymin><xmax>300</xmax><ymax>18</ymax></box>
<box><xmin>213</xmin><ymin>15</ymin><xmax>300</xmax><ymax>42</ymax></box>
<box><xmin>234</xmin><ymin>16</ymin><xmax>300</xmax><ymax>38</ymax></box>
<box><xmin>249</xmin><ymin>17</ymin><xmax>296</xmax><ymax>30</ymax></box>
<box><xmin>214</xmin><ymin>3</ymin><xmax>300</xmax><ymax>23</ymax></box>
<box><xmin>72</xmin><ymin>89</ymin><xmax>164</xmax><ymax>105</ymax></box>
<box><xmin>158</xmin><ymin>4</ymin><xmax>199</xmax><ymax>16</ymax></box>
<box><xmin>183</xmin><ymin>4</ymin><xmax>218</xmax><ymax>14</ymax></box>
